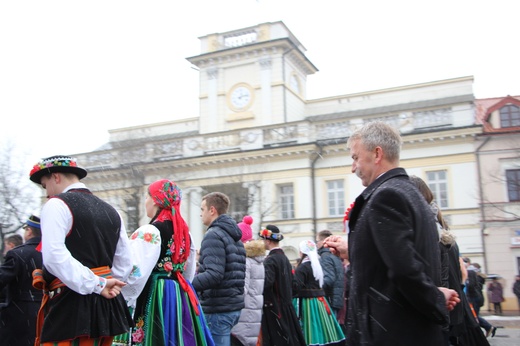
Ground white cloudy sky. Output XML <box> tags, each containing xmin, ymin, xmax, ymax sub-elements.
<box><xmin>1</xmin><ymin>0</ymin><xmax>519</xmax><ymax>168</ymax></box>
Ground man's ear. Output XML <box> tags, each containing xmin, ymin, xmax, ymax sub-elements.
<box><xmin>374</xmin><ymin>146</ymin><xmax>383</xmax><ymax>163</ymax></box>
<box><xmin>52</xmin><ymin>172</ymin><xmax>61</xmax><ymax>183</ymax></box>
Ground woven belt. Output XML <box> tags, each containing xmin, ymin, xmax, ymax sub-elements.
<box><xmin>32</xmin><ymin>266</ymin><xmax>112</xmax><ymax>346</ymax></box>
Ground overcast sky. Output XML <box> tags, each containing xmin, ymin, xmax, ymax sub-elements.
<box><xmin>1</xmin><ymin>0</ymin><xmax>519</xmax><ymax>168</ymax></box>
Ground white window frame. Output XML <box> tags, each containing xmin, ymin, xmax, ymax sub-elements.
<box><xmin>426</xmin><ymin>170</ymin><xmax>449</xmax><ymax>208</ymax></box>
<box><xmin>327</xmin><ymin>180</ymin><xmax>345</xmax><ymax>217</ymax></box>
<box><xmin>279</xmin><ymin>184</ymin><xmax>295</xmax><ymax>219</ymax></box>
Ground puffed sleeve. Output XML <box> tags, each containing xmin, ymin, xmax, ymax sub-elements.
<box><xmin>120</xmin><ymin>224</ymin><xmax>161</xmax><ymax>312</ymax></box>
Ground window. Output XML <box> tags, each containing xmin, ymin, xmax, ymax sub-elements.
<box><xmin>500</xmin><ymin>105</ymin><xmax>520</xmax><ymax>128</ymax></box>
<box><xmin>279</xmin><ymin>184</ymin><xmax>294</xmax><ymax>219</ymax></box>
<box><xmin>327</xmin><ymin>180</ymin><xmax>345</xmax><ymax>217</ymax></box>
<box><xmin>506</xmin><ymin>169</ymin><xmax>520</xmax><ymax>201</ymax></box>
<box><xmin>426</xmin><ymin>170</ymin><xmax>448</xmax><ymax>208</ymax></box>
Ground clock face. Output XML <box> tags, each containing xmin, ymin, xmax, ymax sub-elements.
<box><xmin>230</xmin><ymin>85</ymin><xmax>252</xmax><ymax>111</ymax></box>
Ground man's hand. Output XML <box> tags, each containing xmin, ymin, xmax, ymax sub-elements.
<box><xmin>322</xmin><ymin>235</ymin><xmax>349</xmax><ymax>260</ymax></box>
<box><xmin>438</xmin><ymin>287</ymin><xmax>460</xmax><ymax>311</ymax></box>
<box><xmin>100</xmin><ymin>278</ymin><xmax>126</xmax><ymax>299</ymax></box>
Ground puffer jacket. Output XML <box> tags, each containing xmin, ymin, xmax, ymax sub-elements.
<box><xmin>192</xmin><ymin>214</ymin><xmax>246</xmax><ymax>313</ymax></box>
<box><xmin>231</xmin><ymin>239</ymin><xmax>266</xmax><ymax>346</ymax></box>
<box><xmin>318</xmin><ymin>246</ymin><xmax>345</xmax><ymax>311</ymax></box>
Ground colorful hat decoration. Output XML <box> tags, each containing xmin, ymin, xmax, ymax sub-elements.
<box><xmin>258</xmin><ymin>224</ymin><xmax>284</xmax><ymax>241</ymax></box>
<box><xmin>29</xmin><ymin>155</ymin><xmax>87</xmax><ymax>184</ymax></box>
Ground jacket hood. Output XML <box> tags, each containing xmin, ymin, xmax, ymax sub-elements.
<box><xmin>210</xmin><ymin>214</ymin><xmax>243</xmax><ymax>242</ymax></box>
<box><xmin>245</xmin><ymin>239</ymin><xmax>266</xmax><ymax>258</ymax></box>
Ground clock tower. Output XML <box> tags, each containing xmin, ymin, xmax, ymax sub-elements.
<box><xmin>187</xmin><ymin>21</ymin><xmax>318</xmax><ymax>134</ymax></box>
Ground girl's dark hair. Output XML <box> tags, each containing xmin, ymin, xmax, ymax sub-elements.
<box><xmin>409</xmin><ymin>175</ymin><xmax>449</xmax><ymax>230</ymax></box>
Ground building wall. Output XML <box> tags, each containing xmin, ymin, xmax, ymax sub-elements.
<box><xmin>67</xmin><ymin>22</ymin><xmax>520</xmax><ymax>307</ymax></box>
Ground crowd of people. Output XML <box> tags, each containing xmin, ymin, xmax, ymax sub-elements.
<box><xmin>0</xmin><ymin>120</ymin><xmax>518</xmax><ymax>345</ymax></box>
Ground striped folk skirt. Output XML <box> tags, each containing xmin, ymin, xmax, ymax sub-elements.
<box><xmin>114</xmin><ymin>273</ymin><xmax>214</xmax><ymax>346</ymax></box>
<box><xmin>293</xmin><ymin>296</ymin><xmax>346</xmax><ymax>346</ymax></box>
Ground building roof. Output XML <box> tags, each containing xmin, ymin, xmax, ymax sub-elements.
<box><xmin>475</xmin><ymin>95</ymin><xmax>520</xmax><ymax>133</ymax></box>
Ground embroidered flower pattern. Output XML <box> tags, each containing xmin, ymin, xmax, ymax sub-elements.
<box><xmin>129</xmin><ymin>264</ymin><xmax>142</xmax><ymax>279</ymax></box>
<box><xmin>150</xmin><ymin>181</ymin><xmax>182</xmax><ymax>208</ymax></box>
<box><xmin>157</xmin><ymin>238</ymin><xmax>185</xmax><ymax>275</ymax></box>
<box><xmin>304</xmin><ymin>240</ymin><xmax>316</xmax><ymax>252</ymax></box>
<box><xmin>96</xmin><ymin>277</ymin><xmax>106</xmax><ymax>290</ymax></box>
<box><xmin>131</xmin><ymin>316</ymin><xmax>145</xmax><ymax>344</ymax></box>
<box><xmin>130</xmin><ymin>229</ymin><xmax>160</xmax><ymax>244</ymax></box>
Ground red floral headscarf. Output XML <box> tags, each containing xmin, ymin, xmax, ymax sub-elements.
<box><xmin>148</xmin><ymin>179</ymin><xmax>200</xmax><ymax>314</ymax></box>
<box><xmin>148</xmin><ymin>179</ymin><xmax>190</xmax><ymax>266</ymax></box>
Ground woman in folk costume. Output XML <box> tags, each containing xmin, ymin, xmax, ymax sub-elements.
<box><xmin>293</xmin><ymin>240</ymin><xmax>346</xmax><ymax>346</ymax></box>
<box><xmin>115</xmin><ymin>179</ymin><xmax>214</xmax><ymax>346</ymax></box>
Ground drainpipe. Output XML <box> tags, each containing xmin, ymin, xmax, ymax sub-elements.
<box><xmin>476</xmin><ymin>136</ymin><xmax>491</xmax><ymax>271</ymax></box>
<box><xmin>311</xmin><ymin>142</ymin><xmax>324</xmax><ymax>239</ymax></box>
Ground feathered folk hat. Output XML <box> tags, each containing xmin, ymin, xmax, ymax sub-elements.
<box><xmin>29</xmin><ymin>155</ymin><xmax>87</xmax><ymax>184</ymax></box>
<box><xmin>258</xmin><ymin>224</ymin><xmax>284</xmax><ymax>241</ymax></box>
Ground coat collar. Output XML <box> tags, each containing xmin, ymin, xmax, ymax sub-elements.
<box><xmin>361</xmin><ymin>167</ymin><xmax>408</xmax><ymax>201</ymax></box>
<box><xmin>348</xmin><ymin>167</ymin><xmax>408</xmax><ymax>233</ymax></box>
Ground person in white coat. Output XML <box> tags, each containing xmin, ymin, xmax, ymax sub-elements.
<box><xmin>231</xmin><ymin>216</ymin><xmax>266</xmax><ymax>346</ymax></box>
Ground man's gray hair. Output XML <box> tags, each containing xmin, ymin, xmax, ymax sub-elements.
<box><xmin>347</xmin><ymin>121</ymin><xmax>402</xmax><ymax>163</ymax></box>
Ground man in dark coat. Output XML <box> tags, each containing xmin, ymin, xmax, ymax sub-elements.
<box><xmin>258</xmin><ymin>224</ymin><xmax>305</xmax><ymax>346</ymax></box>
<box><xmin>514</xmin><ymin>275</ymin><xmax>520</xmax><ymax>314</ymax></box>
<box><xmin>193</xmin><ymin>191</ymin><xmax>246</xmax><ymax>346</ymax></box>
<box><xmin>464</xmin><ymin>258</ymin><xmax>495</xmax><ymax>336</ymax></box>
<box><xmin>316</xmin><ymin>229</ymin><xmax>345</xmax><ymax>319</ymax></box>
<box><xmin>0</xmin><ymin>215</ymin><xmax>43</xmax><ymax>346</ymax></box>
<box><xmin>325</xmin><ymin>121</ymin><xmax>459</xmax><ymax>345</ymax></box>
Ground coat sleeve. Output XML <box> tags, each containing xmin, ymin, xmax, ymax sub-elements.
<box><xmin>0</xmin><ymin>251</ymin><xmax>18</xmax><ymax>290</ymax></box>
<box><xmin>120</xmin><ymin>224</ymin><xmax>161</xmax><ymax>311</ymax></box>
<box><xmin>244</xmin><ymin>258</ymin><xmax>252</xmax><ymax>296</ymax></box>
<box><xmin>111</xmin><ymin>213</ymin><xmax>134</xmax><ymax>282</ymax></box>
<box><xmin>263</xmin><ymin>256</ymin><xmax>276</xmax><ymax>291</ymax></box>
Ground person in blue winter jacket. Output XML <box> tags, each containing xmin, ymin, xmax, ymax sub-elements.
<box><xmin>193</xmin><ymin>192</ymin><xmax>246</xmax><ymax>346</ymax></box>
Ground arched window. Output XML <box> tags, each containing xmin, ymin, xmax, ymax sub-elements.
<box><xmin>500</xmin><ymin>104</ymin><xmax>520</xmax><ymax>128</ymax></box>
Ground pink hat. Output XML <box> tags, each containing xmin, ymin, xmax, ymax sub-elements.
<box><xmin>238</xmin><ymin>215</ymin><xmax>253</xmax><ymax>243</ymax></box>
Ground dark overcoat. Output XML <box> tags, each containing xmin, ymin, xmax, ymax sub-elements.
<box><xmin>346</xmin><ymin>168</ymin><xmax>448</xmax><ymax>345</ymax></box>
<box><xmin>260</xmin><ymin>248</ymin><xmax>305</xmax><ymax>346</ymax></box>
<box><xmin>0</xmin><ymin>236</ymin><xmax>43</xmax><ymax>346</ymax></box>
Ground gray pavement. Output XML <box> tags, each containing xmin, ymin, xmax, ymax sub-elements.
<box><xmin>487</xmin><ymin>328</ymin><xmax>520</xmax><ymax>346</ymax></box>
<box><xmin>480</xmin><ymin>313</ymin><xmax>520</xmax><ymax>346</ymax></box>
